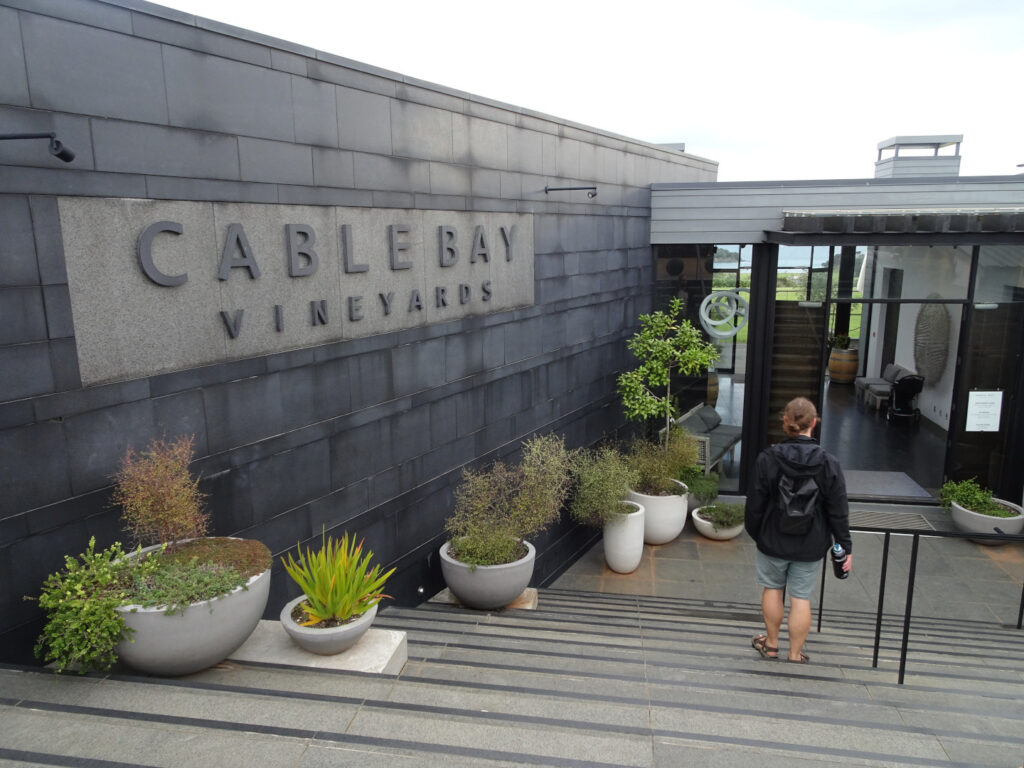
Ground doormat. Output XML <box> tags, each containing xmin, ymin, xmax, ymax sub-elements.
<box><xmin>843</xmin><ymin>470</ymin><xmax>932</xmax><ymax>499</ymax></box>
<box><xmin>849</xmin><ymin>509</ymin><xmax>935</xmax><ymax>531</ymax></box>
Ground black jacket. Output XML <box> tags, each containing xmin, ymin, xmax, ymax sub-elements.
<box><xmin>744</xmin><ymin>436</ymin><xmax>852</xmax><ymax>562</ymax></box>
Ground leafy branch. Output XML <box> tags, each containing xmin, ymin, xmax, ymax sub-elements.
<box><xmin>617</xmin><ymin>298</ymin><xmax>718</xmax><ymax>444</ymax></box>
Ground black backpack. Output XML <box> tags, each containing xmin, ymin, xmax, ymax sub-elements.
<box><xmin>776</xmin><ymin>469</ymin><xmax>824</xmax><ymax>536</ymax></box>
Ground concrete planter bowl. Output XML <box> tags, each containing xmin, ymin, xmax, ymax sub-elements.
<box><xmin>602</xmin><ymin>501</ymin><xmax>645</xmax><ymax>574</ymax></box>
<box><xmin>440</xmin><ymin>540</ymin><xmax>536</xmax><ymax>610</ymax></box>
<box><xmin>280</xmin><ymin>597</ymin><xmax>377</xmax><ymax>655</ymax></box>
<box><xmin>627</xmin><ymin>480</ymin><xmax>689</xmax><ymax>545</ymax></box>
<box><xmin>115</xmin><ymin>540</ymin><xmax>271</xmax><ymax>676</ymax></box>
<box><xmin>950</xmin><ymin>498</ymin><xmax>1024</xmax><ymax>545</ymax></box>
<box><xmin>691</xmin><ymin>507</ymin><xmax>745</xmax><ymax>541</ymax></box>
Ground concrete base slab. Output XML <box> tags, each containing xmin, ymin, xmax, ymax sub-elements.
<box><xmin>229</xmin><ymin>620</ymin><xmax>407</xmax><ymax>675</ymax></box>
<box><xmin>429</xmin><ymin>587</ymin><xmax>538</xmax><ymax>610</ymax></box>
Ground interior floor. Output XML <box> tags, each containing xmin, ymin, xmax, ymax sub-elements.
<box><xmin>820</xmin><ymin>380</ymin><xmax>945</xmax><ymax>497</ymax></box>
<box><xmin>709</xmin><ymin>374</ymin><xmax>946</xmax><ymax>499</ymax></box>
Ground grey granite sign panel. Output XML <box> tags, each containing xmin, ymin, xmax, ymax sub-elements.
<box><xmin>58</xmin><ymin>198</ymin><xmax>534</xmax><ymax>384</ymax></box>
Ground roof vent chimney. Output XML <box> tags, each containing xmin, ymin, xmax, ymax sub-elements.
<box><xmin>875</xmin><ymin>135</ymin><xmax>962</xmax><ymax>178</ymax></box>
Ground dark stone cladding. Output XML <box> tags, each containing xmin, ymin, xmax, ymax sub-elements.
<box><xmin>0</xmin><ymin>0</ymin><xmax>710</xmax><ymax>664</ymax></box>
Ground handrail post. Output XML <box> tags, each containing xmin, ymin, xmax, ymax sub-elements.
<box><xmin>817</xmin><ymin>556</ymin><xmax>827</xmax><ymax>633</ymax></box>
<box><xmin>898</xmin><ymin>533</ymin><xmax>921</xmax><ymax>685</ymax></box>
<box><xmin>872</xmin><ymin>531</ymin><xmax>891</xmax><ymax>668</ymax></box>
<box><xmin>1017</xmin><ymin>581</ymin><xmax>1023</xmax><ymax>630</ymax></box>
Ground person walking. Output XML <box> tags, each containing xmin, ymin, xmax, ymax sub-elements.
<box><xmin>745</xmin><ymin>397</ymin><xmax>852</xmax><ymax>663</ymax></box>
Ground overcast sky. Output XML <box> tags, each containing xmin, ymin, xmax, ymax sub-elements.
<box><xmin>158</xmin><ymin>0</ymin><xmax>1023</xmax><ymax>181</ymax></box>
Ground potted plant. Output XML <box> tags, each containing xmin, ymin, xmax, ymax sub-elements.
<box><xmin>827</xmin><ymin>332</ymin><xmax>857</xmax><ymax>384</ymax></box>
<box><xmin>30</xmin><ymin>435</ymin><xmax>272</xmax><ymax>676</ymax></box>
<box><xmin>617</xmin><ymin>298</ymin><xmax>717</xmax><ymax>544</ymax></box>
<box><xmin>570</xmin><ymin>445</ymin><xmax>643</xmax><ymax>574</ymax></box>
<box><xmin>691</xmin><ymin>501</ymin><xmax>746</xmax><ymax>540</ymax></box>
<box><xmin>941</xmin><ymin>478</ymin><xmax>1024</xmax><ymax>544</ymax></box>
<box><xmin>441</xmin><ymin>433</ymin><xmax>573</xmax><ymax>609</ymax></box>
<box><xmin>624</xmin><ymin>428</ymin><xmax>699</xmax><ymax>545</ymax></box>
<box><xmin>617</xmin><ymin>297</ymin><xmax>719</xmax><ymax>444</ymax></box>
<box><xmin>280</xmin><ymin>531</ymin><xmax>395</xmax><ymax>654</ymax></box>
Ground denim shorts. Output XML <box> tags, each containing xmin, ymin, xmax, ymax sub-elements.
<box><xmin>755</xmin><ymin>551</ymin><xmax>820</xmax><ymax>600</ymax></box>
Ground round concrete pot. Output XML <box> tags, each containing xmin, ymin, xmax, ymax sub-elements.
<box><xmin>950</xmin><ymin>498</ymin><xmax>1024</xmax><ymax>545</ymax></box>
<box><xmin>440</xmin><ymin>540</ymin><xmax>535</xmax><ymax>610</ymax></box>
<box><xmin>691</xmin><ymin>507</ymin><xmax>744</xmax><ymax>541</ymax></box>
<box><xmin>627</xmin><ymin>480</ymin><xmax>689</xmax><ymax>545</ymax></box>
<box><xmin>115</xmin><ymin>541</ymin><xmax>270</xmax><ymax>676</ymax></box>
<box><xmin>602</xmin><ymin>501</ymin><xmax>645</xmax><ymax>574</ymax></box>
<box><xmin>280</xmin><ymin>597</ymin><xmax>377</xmax><ymax>655</ymax></box>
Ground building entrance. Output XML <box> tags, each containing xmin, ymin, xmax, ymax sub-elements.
<box><xmin>658</xmin><ymin>241</ymin><xmax>1024</xmax><ymax>505</ymax></box>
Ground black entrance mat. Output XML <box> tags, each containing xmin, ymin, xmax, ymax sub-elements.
<box><xmin>849</xmin><ymin>508</ymin><xmax>935</xmax><ymax>530</ymax></box>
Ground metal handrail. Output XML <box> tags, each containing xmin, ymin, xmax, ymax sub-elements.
<box><xmin>817</xmin><ymin>524</ymin><xmax>1024</xmax><ymax>684</ymax></box>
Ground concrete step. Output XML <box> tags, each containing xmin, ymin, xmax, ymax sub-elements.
<box><xmin>1</xmin><ymin>587</ymin><xmax>1022</xmax><ymax>767</ymax></box>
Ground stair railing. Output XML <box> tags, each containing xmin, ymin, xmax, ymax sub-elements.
<box><xmin>816</xmin><ymin>524</ymin><xmax>1024</xmax><ymax>684</ymax></box>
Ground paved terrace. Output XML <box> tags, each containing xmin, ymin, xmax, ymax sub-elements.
<box><xmin>1</xmin><ymin>503</ymin><xmax>1022</xmax><ymax>767</ymax></box>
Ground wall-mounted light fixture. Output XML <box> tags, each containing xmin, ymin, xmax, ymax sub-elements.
<box><xmin>544</xmin><ymin>185</ymin><xmax>597</xmax><ymax>199</ymax></box>
<box><xmin>0</xmin><ymin>132</ymin><xmax>76</xmax><ymax>162</ymax></box>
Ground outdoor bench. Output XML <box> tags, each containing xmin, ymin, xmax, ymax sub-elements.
<box><xmin>676</xmin><ymin>405</ymin><xmax>742</xmax><ymax>475</ymax></box>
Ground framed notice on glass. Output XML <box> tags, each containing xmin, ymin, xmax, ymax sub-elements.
<box><xmin>965</xmin><ymin>390</ymin><xmax>1002</xmax><ymax>432</ymax></box>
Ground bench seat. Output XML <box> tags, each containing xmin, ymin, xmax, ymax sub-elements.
<box><xmin>677</xmin><ymin>405</ymin><xmax>742</xmax><ymax>475</ymax></box>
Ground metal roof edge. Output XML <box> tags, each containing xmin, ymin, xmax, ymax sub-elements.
<box><xmin>651</xmin><ymin>175</ymin><xmax>1024</xmax><ymax>191</ymax></box>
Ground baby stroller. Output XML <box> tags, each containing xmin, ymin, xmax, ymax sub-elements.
<box><xmin>886</xmin><ymin>374</ymin><xmax>924</xmax><ymax>422</ymax></box>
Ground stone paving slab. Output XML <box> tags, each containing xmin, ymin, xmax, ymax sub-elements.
<box><xmin>229</xmin><ymin>621</ymin><xmax>407</xmax><ymax>675</ymax></box>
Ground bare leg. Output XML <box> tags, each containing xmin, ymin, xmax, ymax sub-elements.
<box><xmin>761</xmin><ymin>588</ymin><xmax>784</xmax><ymax>655</ymax></box>
<box><xmin>788</xmin><ymin>597</ymin><xmax>811</xmax><ymax>660</ymax></box>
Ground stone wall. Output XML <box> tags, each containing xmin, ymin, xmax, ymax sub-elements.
<box><xmin>0</xmin><ymin>0</ymin><xmax>716</xmax><ymax>662</ymax></box>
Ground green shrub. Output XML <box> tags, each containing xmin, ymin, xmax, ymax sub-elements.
<box><xmin>682</xmin><ymin>472</ymin><xmax>719</xmax><ymax>507</ymax></box>
<box><xmin>827</xmin><ymin>333</ymin><xmax>850</xmax><ymax>350</ymax></box>
<box><xmin>282</xmin><ymin>531</ymin><xmax>395</xmax><ymax>625</ymax></box>
<box><xmin>446</xmin><ymin>433</ymin><xmax>573</xmax><ymax>567</ymax></box>
<box><xmin>663</xmin><ymin>427</ymin><xmax>699</xmax><ymax>477</ymax></box>
<box><xmin>626</xmin><ymin>429</ymin><xmax>697</xmax><ymax>496</ymax></box>
<box><xmin>127</xmin><ymin>538</ymin><xmax>270</xmax><ymax>613</ymax></box>
<box><xmin>940</xmin><ymin>478</ymin><xmax>1015</xmax><ymax>517</ymax></box>
<box><xmin>30</xmin><ymin>538</ymin><xmax>158</xmax><ymax>674</ymax></box>
<box><xmin>569</xmin><ymin>445</ymin><xmax>639</xmax><ymax>527</ymax></box>
<box><xmin>696</xmin><ymin>502</ymin><xmax>745</xmax><ymax>531</ymax></box>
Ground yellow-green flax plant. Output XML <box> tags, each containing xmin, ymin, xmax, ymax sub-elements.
<box><xmin>281</xmin><ymin>531</ymin><xmax>395</xmax><ymax>625</ymax></box>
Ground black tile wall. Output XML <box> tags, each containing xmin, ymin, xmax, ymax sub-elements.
<box><xmin>0</xmin><ymin>0</ymin><xmax>707</xmax><ymax>664</ymax></box>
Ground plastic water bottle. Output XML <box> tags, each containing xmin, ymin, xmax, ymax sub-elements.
<box><xmin>831</xmin><ymin>542</ymin><xmax>848</xmax><ymax>579</ymax></box>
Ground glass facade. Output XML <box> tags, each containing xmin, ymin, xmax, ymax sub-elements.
<box><xmin>655</xmin><ymin>240</ymin><xmax>1024</xmax><ymax>503</ymax></box>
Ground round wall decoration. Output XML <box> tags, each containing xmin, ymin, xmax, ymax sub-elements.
<box><xmin>913</xmin><ymin>297</ymin><xmax>950</xmax><ymax>383</ymax></box>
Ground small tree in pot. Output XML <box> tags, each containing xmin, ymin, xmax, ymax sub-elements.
<box><xmin>441</xmin><ymin>433</ymin><xmax>573</xmax><ymax>609</ymax></box>
<box><xmin>617</xmin><ymin>297</ymin><xmax>719</xmax><ymax>445</ymax></box>
<box><xmin>617</xmin><ymin>298</ymin><xmax>717</xmax><ymax>545</ymax></box>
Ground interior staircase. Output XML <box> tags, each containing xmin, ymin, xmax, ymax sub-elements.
<box><xmin>768</xmin><ymin>302</ymin><xmax>826</xmax><ymax>443</ymax></box>
<box><xmin>2</xmin><ymin>588</ymin><xmax>1022</xmax><ymax>767</ymax></box>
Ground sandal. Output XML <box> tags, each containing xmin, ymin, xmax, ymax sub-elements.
<box><xmin>787</xmin><ymin>651</ymin><xmax>810</xmax><ymax>664</ymax></box>
<box><xmin>751</xmin><ymin>634</ymin><xmax>779</xmax><ymax>660</ymax></box>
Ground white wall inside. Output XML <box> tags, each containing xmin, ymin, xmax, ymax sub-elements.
<box><xmin>862</xmin><ymin>245</ymin><xmax>968</xmax><ymax>430</ymax></box>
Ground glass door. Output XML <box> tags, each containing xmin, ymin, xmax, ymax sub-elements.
<box><xmin>946</xmin><ymin>245</ymin><xmax>1024</xmax><ymax>502</ymax></box>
